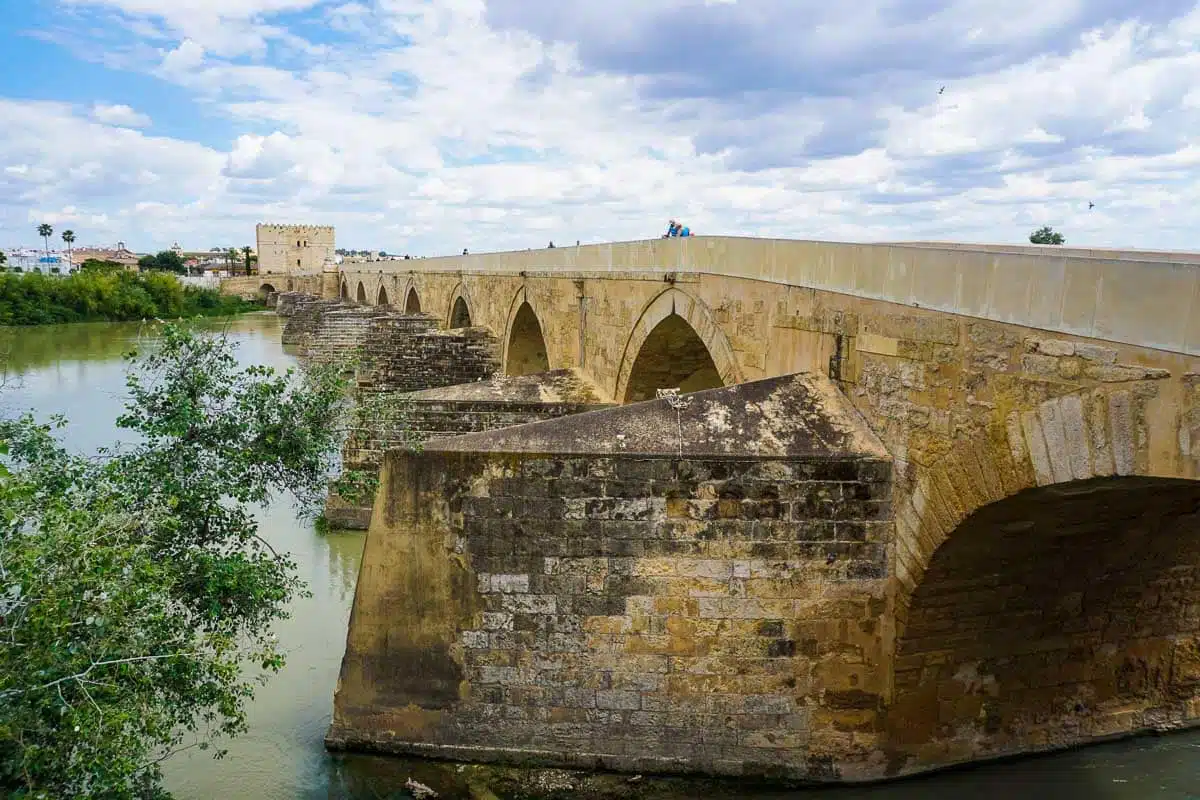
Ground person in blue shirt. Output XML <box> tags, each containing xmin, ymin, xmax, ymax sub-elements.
<box><xmin>664</xmin><ymin>219</ymin><xmax>678</xmax><ymax>238</ymax></box>
<box><xmin>679</xmin><ymin>225</ymin><xmax>690</xmax><ymax>237</ymax></box>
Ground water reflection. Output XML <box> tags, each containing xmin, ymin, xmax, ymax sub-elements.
<box><xmin>3</xmin><ymin>316</ymin><xmax>1199</xmax><ymax>800</ymax></box>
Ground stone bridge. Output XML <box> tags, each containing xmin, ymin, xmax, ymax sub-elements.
<box><xmin>234</xmin><ymin>236</ymin><xmax>1200</xmax><ymax>784</ymax></box>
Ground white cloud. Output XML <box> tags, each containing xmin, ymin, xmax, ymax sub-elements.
<box><xmin>89</xmin><ymin>102</ymin><xmax>152</xmax><ymax>128</ymax></box>
<box><xmin>2</xmin><ymin>1</ymin><xmax>1200</xmax><ymax>253</ymax></box>
<box><xmin>160</xmin><ymin>39</ymin><xmax>205</xmax><ymax>73</ymax></box>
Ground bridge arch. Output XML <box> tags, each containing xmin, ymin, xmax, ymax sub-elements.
<box><xmin>404</xmin><ymin>284</ymin><xmax>422</xmax><ymax>314</ymax></box>
<box><xmin>377</xmin><ymin>284</ymin><xmax>390</xmax><ymax>306</ymax></box>
<box><xmin>615</xmin><ymin>287</ymin><xmax>742</xmax><ymax>404</ymax></box>
<box><xmin>258</xmin><ymin>282</ymin><xmax>276</xmax><ymax>298</ymax></box>
<box><xmin>340</xmin><ymin>278</ymin><xmax>349</xmax><ymax>300</ymax></box>
<box><xmin>447</xmin><ymin>284</ymin><xmax>472</xmax><ymax>328</ymax></box>
<box><xmin>355</xmin><ymin>281</ymin><xmax>367</xmax><ymax>304</ymax></box>
<box><xmin>503</xmin><ymin>288</ymin><xmax>550</xmax><ymax>376</ymax></box>
<box><xmin>888</xmin><ymin>403</ymin><xmax>1200</xmax><ymax>769</ymax></box>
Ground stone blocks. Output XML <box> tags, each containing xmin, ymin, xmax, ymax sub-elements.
<box><xmin>329</xmin><ymin>375</ymin><xmax>895</xmax><ymax>782</ymax></box>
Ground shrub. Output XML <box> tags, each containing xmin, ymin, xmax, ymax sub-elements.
<box><xmin>0</xmin><ymin>272</ymin><xmax>259</xmax><ymax>326</ymax></box>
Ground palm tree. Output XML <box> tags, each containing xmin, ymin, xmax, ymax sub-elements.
<box><xmin>242</xmin><ymin>245</ymin><xmax>253</xmax><ymax>276</ymax></box>
<box><xmin>61</xmin><ymin>230</ymin><xmax>76</xmax><ymax>270</ymax></box>
<box><xmin>37</xmin><ymin>223</ymin><xmax>53</xmax><ymax>264</ymax></box>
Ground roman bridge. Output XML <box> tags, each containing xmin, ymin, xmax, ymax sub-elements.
<box><xmin>229</xmin><ymin>236</ymin><xmax>1200</xmax><ymax>784</ymax></box>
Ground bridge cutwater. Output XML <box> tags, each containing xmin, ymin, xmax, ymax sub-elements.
<box><xmin>224</xmin><ymin>235</ymin><xmax>1200</xmax><ymax>784</ymax></box>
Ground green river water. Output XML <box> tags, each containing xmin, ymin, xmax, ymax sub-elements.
<box><xmin>2</xmin><ymin>314</ymin><xmax>1198</xmax><ymax>799</ymax></box>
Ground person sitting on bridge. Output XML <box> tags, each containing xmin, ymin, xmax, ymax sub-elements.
<box><xmin>679</xmin><ymin>224</ymin><xmax>691</xmax><ymax>237</ymax></box>
<box><xmin>664</xmin><ymin>219</ymin><xmax>679</xmax><ymax>238</ymax></box>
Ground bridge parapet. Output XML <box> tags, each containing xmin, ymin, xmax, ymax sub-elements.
<box><xmin>344</xmin><ymin>237</ymin><xmax>1200</xmax><ymax>356</ymax></box>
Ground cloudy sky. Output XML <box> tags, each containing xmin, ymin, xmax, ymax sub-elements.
<box><xmin>1</xmin><ymin>0</ymin><xmax>1198</xmax><ymax>254</ymax></box>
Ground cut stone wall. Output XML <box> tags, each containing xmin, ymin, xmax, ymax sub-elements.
<box><xmin>304</xmin><ymin>307</ymin><xmax>406</xmax><ymax>366</ymax></box>
<box><xmin>256</xmin><ymin>223</ymin><xmax>335</xmax><ymax>275</ymax></box>
<box><xmin>344</xmin><ymin>369</ymin><xmax>611</xmax><ymax>470</ymax></box>
<box><xmin>275</xmin><ymin>291</ymin><xmax>312</xmax><ymax>317</ymax></box>
<box><xmin>329</xmin><ymin>374</ymin><xmax>896</xmax><ymax>782</ymax></box>
<box><xmin>356</xmin><ymin>323</ymin><xmax>500</xmax><ymax>394</ymax></box>
<box><xmin>220</xmin><ymin>274</ymin><xmax>323</xmax><ymax>299</ymax></box>
<box><xmin>321</xmin><ymin>317</ymin><xmax>504</xmax><ymax>529</ymax></box>
<box><xmin>889</xmin><ymin>476</ymin><xmax>1200</xmax><ymax>772</ymax></box>
<box><xmin>280</xmin><ymin>298</ymin><xmax>355</xmax><ymax>349</ymax></box>
<box><xmin>333</xmin><ymin>370</ymin><xmax>610</xmax><ymax>531</ymax></box>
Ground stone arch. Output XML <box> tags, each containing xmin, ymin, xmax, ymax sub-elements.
<box><xmin>258</xmin><ymin>282</ymin><xmax>276</xmax><ymax>298</ymax></box>
<box><xmin>340</xmin><ymin>279</ymin><xmax>349</xmax><ymax>300</ymax></box>
<box><xmin>405</xmin><ymin>285</ymin><xmax>422</xmax><ymax>314</ymax></box>
<box><xmin>356</xmin><ymin>281</ymin><xmax>367</xmax><ymax>304</ymax></box>
<box><xmin>614</xmin><ymin>287</ymin><xmax>742</xmax><ymax>404</ymax></box>
<box><xmin>377</xmin><ymin>284</ymin><xmax>390</xmax><ymax>306</ymax></box>
<box><xmin>447</xmin><ymin>284</ymin><xmax>472</xmax><ymax>328</ymax></box>
<box><xmin>893</xmin><ymin>391</ymin><xmax>1165</xmax><ymax>609</ymax></box>
<box><xmin>503</xmin><ymin>289</ymin><xmax>550</xmax><ymax>376</ymax></box>
<box><xmin>886</xmin><ymin>391</ymin><xmax>1200</xmax><ymax>771</ymax></box>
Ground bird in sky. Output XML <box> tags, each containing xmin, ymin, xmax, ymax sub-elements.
<box><xmin>938</xmin><ymin>86</ymin><xmax>945</xmax><ymax>95</ymax></box>
<box><xmin>1088</xmin><ymin>201</ymin><xmax>1095</xmax><ymax>210</ymax></box>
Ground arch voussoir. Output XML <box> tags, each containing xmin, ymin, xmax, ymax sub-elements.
<box><xmin>614</xmin><ymin>287</ymin><xmax>742</xmax><ymax>404</ymax></box>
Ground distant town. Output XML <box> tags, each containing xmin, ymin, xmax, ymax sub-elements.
<box><xmin>1</xmin><ymin>230</ymin><xmax>411</xmax><ymax>278</ymax></box>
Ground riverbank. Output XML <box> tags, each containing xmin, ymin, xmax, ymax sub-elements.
<box><xmin>0</xmin><ymin>269</ymin><xmax>260</xmax><ymax>325</ymax></box>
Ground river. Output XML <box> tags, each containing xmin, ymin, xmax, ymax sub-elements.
<box><xmin>2</xmin><ymin>314</ymin><xmax>1198</xmax><ymax>799</ymax></box>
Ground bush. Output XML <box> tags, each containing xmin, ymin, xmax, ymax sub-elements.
<box><xmin>0</xmin><ymin>325</ymin><xmax>350</xmax><ymax>797</ymax></box>
<box><xmin>80</xmin><ymin>259</ymin><xmax>127</xmax><ymax>274</ymax></box>
<box><xmin>0</xmin><ymin>271</ymin><xmax>259</xmax><ymax>326</ymax></box>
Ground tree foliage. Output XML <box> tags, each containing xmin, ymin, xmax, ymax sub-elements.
<box><xmin>79</xmin><ymin>259</ymin><xmax>127</xmax><ymax>274</ymax></box>
<box><xmin>0</xmin><ymin>271</ymin><xmax>257</xmax><ymax>326</ymax></box>
<box><xmin>0</xmin><ymin>325</ymin><xmax>353</xmax><ymax>798</ymax></box>
<box><xmin>137</xmin><ymin>251</ymin><xmax>186</xmax><ymax>275</ymax></box>
<box><xmin>1029</xmin><ymin>226</ymin><xmax>1066</xmax><ymax>245</ymax></box>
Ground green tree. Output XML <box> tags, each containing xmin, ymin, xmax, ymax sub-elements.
<box><xmin>80</xmin><ymin>258</ymin><xmax>126</xmax><ymax>274</ymax></box>
<box><xmin>1029</xmin><ymin>226</ymin><xmax>1066</xmax><ymax>245</ymax></box>
<box><xmin>36</xmin><ymin>223</ymin><xmax>53</xmax><ymax>264</ymax></box>
<box><xmin>0</xmin><ymin>325</ymin><xmax>352</xmax><ymax>797</ymax></box>
<box><xmin>242</xmin><ymin>246</ymin><xmax>253</xmax><ymax>276</ymax></box>
<box><xmin>0</xmin><ymin>270</ymin><xmax>256</xmax><ymax>325</ymax></box>
<box><xmin>139</xmin><ymin>251</ymin><xmax>186</xmax><ymax>274</ymax></box>
<box><xmin>62</xmin><ymin>229</ymin><xmax>76</xmax><ymax>270</ymax></box>
<box><xmin>0</xmin><ymin>250</ymin><xmax>7</xmax><ymax>271</ymax></box>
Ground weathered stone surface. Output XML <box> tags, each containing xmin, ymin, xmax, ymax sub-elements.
<box><xmin>329</xmin><ymin>374</ymin><xmax>894</xmax><ymax>782</ymax></box>
<box><xmin>433</xmin><ymin>373</ymin><xmax>888</xmax><ymax>460</ymax></box>
<box><xmin>337</xmin><ymin>370</ymin><xmax>613</xmax><ymax>529</ymax></box>
<box><xmin>1020</xmin><ymin>354</ymin><xmax>1059</xmax><ymax>376</ymax></box>
<box><xmin>1085</xmin><ymin>364</ymin><xmax>1171</xmax><ymax>383</ymax></box>
<box><xmin>891</xmin><ymin>476</ymin><xmax>1200</xmax><ymax>777</ymax></box>
<box><xmin>1028</xmin><ymin>338</ymin><xmax>1075</xmax><ymax>357</ymax></box>
<box><xmin>1075</xmin><ymin>343</ymin><xmax>1118</xmax><ymax>363</ymax></box>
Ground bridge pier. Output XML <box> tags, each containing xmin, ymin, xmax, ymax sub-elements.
<box><xmin>328</xmin><ymin>374</ymin><xmax>897</xmax><ymax>781</ymax></box>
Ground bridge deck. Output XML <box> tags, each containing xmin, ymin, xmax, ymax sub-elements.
<box><xmin>336</xmin><ymin>236</ymin><xmax>1200</xmax><ymax>356</ymax></box>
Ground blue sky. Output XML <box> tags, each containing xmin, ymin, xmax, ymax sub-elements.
<box><xmin>1</xmin><ymin>0</ymin><xmax>1199</xmax><ymax>254</ymax></box>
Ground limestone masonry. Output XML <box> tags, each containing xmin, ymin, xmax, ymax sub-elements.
<box><xmin>256</xmin><ymin>223</ymin><xmax>335</xmax><ymax>276</ymax></box>
<box><xmin>227</xmin><ymin>236</ymin><xmax>1200</xmax><ymax>784</ymax></box>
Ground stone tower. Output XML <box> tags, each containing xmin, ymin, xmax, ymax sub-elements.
<box><xmin>256</xmin><ymin>223</ymin><xmax>335</xmax><ymax>275</ymax></box>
